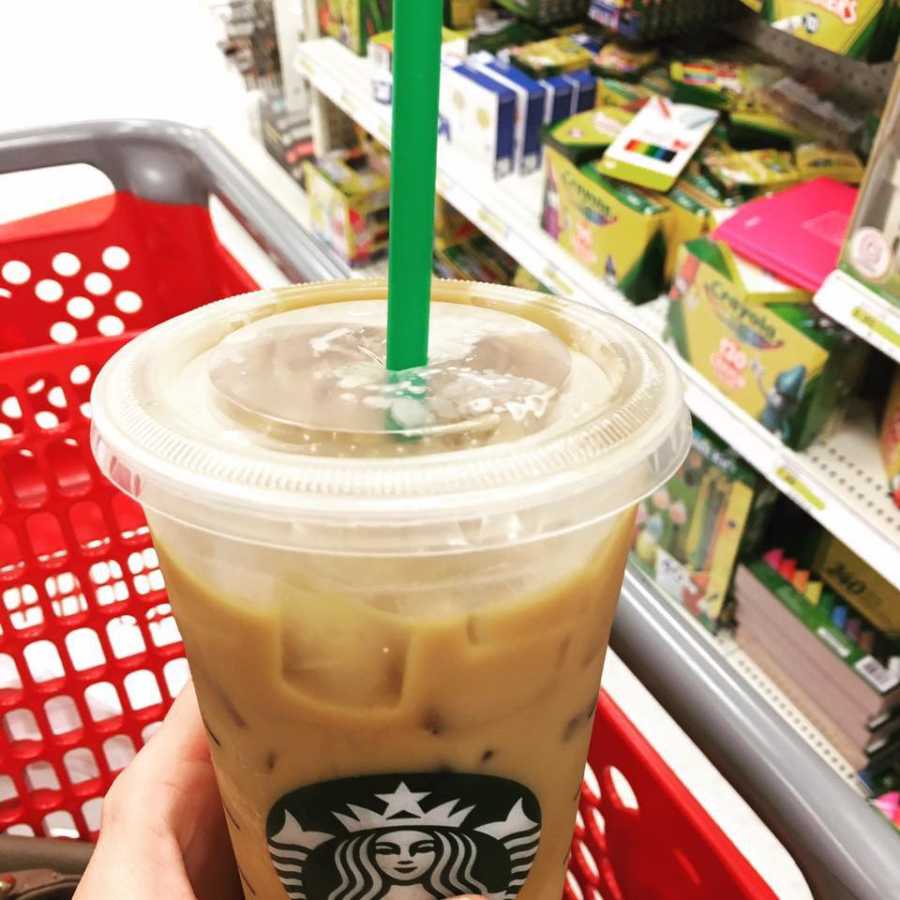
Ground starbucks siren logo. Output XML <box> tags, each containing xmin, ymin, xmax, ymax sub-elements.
<box><xmin>267</xmin><ymin>772</ymin><xmax>542</xmax><ymax>900</ymax></box>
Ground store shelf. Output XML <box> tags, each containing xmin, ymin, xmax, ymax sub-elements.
<box><xmin>296</xmin><ymin>37</ymin><xmax>900</xmax><ymax>592</ymax></box>
<box><xmin>212</xmin><ymin>121</ymin><xmax>388</xmax><ymax>282</ymax></box>
<box><xmin>816</xmin><ymin>269</ymin><xmax>900</xmax><ymax>366</ymax></box>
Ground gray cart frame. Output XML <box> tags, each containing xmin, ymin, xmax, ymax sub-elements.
<box><xmin>0</xmin><ymin>118</ymin><xmax>352</xmax><ymax>285</ymax></box>
<box><xmin>1</xmin><ymin>120</ymin><xmax>898</xmax><ymax>899</ymax></box>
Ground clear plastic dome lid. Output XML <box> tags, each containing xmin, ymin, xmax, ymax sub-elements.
<box><xmin>91</xmin><ymin>281</ymin><xmax>690</xmax><ymax>549</ymax></box>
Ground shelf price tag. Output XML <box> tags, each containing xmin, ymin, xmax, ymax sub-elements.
<box><xmin>542</xmin><ymin>263</ymin><xmax>574</xmax><ymax>298</ymax></box>
<box><xmin>375</xmin><ymin>119</ymin><xmax>391</xmax><ymax>145</ymax></box>
<box><xmin>851</xmin><ymin>305</ymin><xmax>900</xmax><ymax>350</ymax></box>
<box><xmin>775</xmin><ymin>464</ymin><xmax>826</xmax><ymax>513</ymax></box>
<box><xmin>476</xmin><ymin>206</ymin><xmax>508</xmax><ymax>242</ymax></box>
<box><xmin>339</xmin><ymin>89</ymin><xmax>358</xmax><ymax>117</ymax></box>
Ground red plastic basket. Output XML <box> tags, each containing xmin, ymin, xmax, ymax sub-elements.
<box><xmin>569</xmin><ymin>694</ymin><xmax>776</xmax><ymax>900</ymax></box>
<box><xmin>0</xmin><ymin>187</ymin><xmax>255</xmax><ymax>841</ymax></box>
<box><xmin>1</xmin><ymin>174</ymin><xmax>773</xmax><ymax>899</ymax></box>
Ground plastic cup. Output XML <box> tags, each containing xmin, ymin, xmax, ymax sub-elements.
<box><xmin>91</xmin><ymin>279</ymin><xmax>690</xmax><ymax>900</ymax></box>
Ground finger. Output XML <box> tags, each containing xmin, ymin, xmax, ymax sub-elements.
<box><xmin>142</xmin><ymin>682</ymin><xmax>210</xmax><ymax>765</ymax></box>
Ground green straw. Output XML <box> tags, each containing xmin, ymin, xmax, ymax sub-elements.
<box><xmin>386</xmin><ymin>0</ymin><xmax>443</xmax><ymax>372</ymax></box>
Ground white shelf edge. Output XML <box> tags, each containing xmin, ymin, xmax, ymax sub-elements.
<box><xmin>296</xmin><ymin>38</ymin><xmax>900</xmax><ymax>593</ymax></box>
<box><xmin>815</xmin><ymin>269</ymin><xmax>900</xmax><ymax>366</ymax></box>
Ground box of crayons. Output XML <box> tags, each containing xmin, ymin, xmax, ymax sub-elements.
<box><xmin>735</xmin><ymin>550</ymin><xmax>900</xmax><ymax>772</ymax></box>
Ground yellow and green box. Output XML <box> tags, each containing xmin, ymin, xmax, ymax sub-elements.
<box><xmin>509</xmin><ymin>35</ymin><xmax>595</xmax><ymax>78</ymax></box>
<box><xmin>317</xmin><ymin>0</ymin><xmax>392</xmax><ymax>55</ymax></box>
<box><xmin>303</xmin><ymin>150</ymin><xmax>390</xmax><ymax>266</ymax></box>
<box><xmin>656</xmin><ymin>170</ymin><xmax>741</xmax><ymax>282</ymax></box>
<box><xmin>668</xmin><ymin>238</ymin><xmax>865</xmax><ymax>449</ymax></box>
<box><xmin>542</xmin><ymin>145</ymin><xmax>669</xmax><ymax>302</ymax></box>
<box><xmin>632</xmin><ymin>422</ymin><xmax>777</xmax><ymax>631</ymax></box>
<box><xmin>740</xmin><ymin>0</ymin><xmax>900</xmax><ymax>61</ymax></box>
<box><xmin>813</xmin><ymin>533</ymin><xmax>900</xmax><ymax>636</ymax></box>
<box><xmin>882</xmin><ymin>368</ymin><xmax>900</xmax><ymax>508</ymax></box>
<box><xmin>444</xmin><ymin>0</ymin><xmax>491</xmax><ymax>28</ymax></box>
<box><xmin>541</xmin><ymin>106</ymin><xmax>633</xmax><ymax>166</ymax></box>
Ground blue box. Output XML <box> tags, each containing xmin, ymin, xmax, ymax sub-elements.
<box><xmin>541</xmin><ymin>76</ymin><xmax>574</xmax><ymax>124</ymax></box>
<box><xmin>475</xmin><ymin>59</ymin><xmax>548</xmax><ymax>174</ymax></box>
<box><xmin>567</xmin><ymin>69</ymin><xmax>598</xmax><ymax>112</ymax></box>
<box><xmin>439</xmin><ymin>63</ymin><xmax>517</xmax><ymax>179</ymax></box>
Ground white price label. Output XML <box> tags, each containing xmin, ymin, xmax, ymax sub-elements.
<box><xmin>477</xmin><ymin>206</ymin><xmax>508</xmax><ymax>242</ymax></box>
<box><xmin>855</xmin><ymin>656</ymin><xmax>900</xmax><ymax>694</ymax></box>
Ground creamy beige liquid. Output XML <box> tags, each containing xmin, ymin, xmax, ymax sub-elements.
<box><xmin>151</xmin><ymin>510</ymin><xmax>634</xmax><ymax>900</ymax></box>
<box><xmin>145</xmin><ymin>296</ymin><xmax>639</xmax><ymax>900</ymax></box>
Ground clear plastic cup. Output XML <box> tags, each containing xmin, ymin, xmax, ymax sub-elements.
<box><xmin>91</xmin><ymin>279</ymin><xmax>690</xmax><ymax>900</ymax></box>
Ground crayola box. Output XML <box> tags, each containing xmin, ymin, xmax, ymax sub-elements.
<box><xmin>632</xmin><ymin>422</ymin><xmax>777</xmax><ymax>631</ymax></box>
<box><xmin>509</xmin><ymin>34</ymin><xmax>599</xmax><ymax>78</ymax></box>
<box><xmin>657</xmin><ymin>172</ymin><xmax>736</xmax><ymax>281</ymax></box>
<box><xmin>669</xmin><ymin>237</ymin><xmax>865</xmax><ymax>449</ymax></box>
<box><xmin>542</xmin><ymin>145</ymin><xmax>669</xmax><ymax>302</ymax></box>
<box><xmin>740</xmin><ymin>0</ymin><xmax>900</xmax><ymax>61</ymax></box>
<box><xmin>303</xmin><ymin>150</ymin><xmax>390</xmax><ymax>266</ymax></box>
<box><xmin>444</xmin><ymin>0</ymin><xmax>491</xmax><ymax>28</ymax></box>
<box><xmin>541</xmin><ymin>106</ymin><xmax>634</xmax><ymax>165</ymax></box>
<box><xmin>317</xmin><ymin>0</ymin><xmax>392</xmax><ymax>55</ymax></box>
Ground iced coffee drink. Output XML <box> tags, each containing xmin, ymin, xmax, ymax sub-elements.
<box><xmin>92</xmin><ymin>280</ymin><xmax>689</xmax><ymax>900</ymax></box>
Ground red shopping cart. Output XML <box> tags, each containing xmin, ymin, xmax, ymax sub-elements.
<box><xmin>1</xmin><ymin>120</ymin><xmax>897</xmax><ymax>900</ymax></box>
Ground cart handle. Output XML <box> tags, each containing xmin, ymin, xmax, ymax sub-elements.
<box><xmin>613</xmin><ymin>565</ymin><xmax>900</xmax><ymax>900</ymax></box>
<box><xmin>0</xmin><ymin>119</ymin><xmax>351</xmax><ymax>284</ymax></box>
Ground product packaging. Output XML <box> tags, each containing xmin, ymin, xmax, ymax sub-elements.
<box><xmin>474</xmin><ymin>58</ymin><xmax>551</xmax><ymax>174</ymax></box>
<box><xmin>670</xmin><ymin>58</ymin><xmax>783</xmax><ymax>110</ymax></box>
<box><xmin>596</xmin><ymin>76</ymin><xmax>658</xmax><ymax>110</ymax></box>
<box><xmin>795</xmin><ymin>143</ymin><xmax>866</xmax><ymax>184</ymax></box>
<box><xmin>737</xmin><ymin>0</ymin><xmax>900</xmax><ymax>61</ymax></box>
<box><xmin>541</xmin><ymin>106</ymin><xmax>633</xmax><ymax>165</ymax></box>
<box><xmin>444</xmin><ymin>0</ymin><xmax>492</xmax><ymax>28</ymax></box>
<box><xmin>303</xmin><ymin>149</ymin><xmax>390</xmax><ymax>265</ymax></box>
<box><xmin>466</xmin><ymin>13</ymin><xmax>547</xmax><ymax>53</ymax></box>
<box><xmin>657</xmin><ymin>170</ymin><xmax>738</xmax><ymax>281</ymax></box>
<box><xmin>509</xmin><ymin>34</ymin><xmax>600</xmax><ymax>78</ymax></box>
<box><xmin>591</xmin><ymin>42</ymin><xmax>659</xmax><ymax>81</ymax></box>
<box><xmin>594</xmin><ymin>96</ymin><xmax>719</xmax><ymax>192</ymax></box>
<box><xmin>492</xmin><ymin>0</ymin><xmax>591</xmax><ymax>24</ymax></box>
<box><xmin>260</xmin><ymin>97</ymin><xmax>314</xmax><ymax>182</ymax></box>
<box><xmin>369</xmin><ymin>28</ymin><xmax>468</xmax><ymax>103</ymax></box>
<box><xmin>813</xmin><ymin>532</ymin><xmax>900</xmax><ymax>637</ymax></box>
<box><xmin>433</xmin><ymin>232</ymin><xmax>519</xmax><ymax>282</ymax></box>
<box><xmin>589</xmin><ymin>0</ymin><xmax>741</xmax><ymax>40</ymax></box>
<box><xmin>839</xmin><ymin>68</ymin><xmax>900</xmax><ymax>308</ymax></box>
<box><xmin>317</xmin><ymin>0</ymin><xmax>392</xmax><ymax>55</ymax></box>
<box><xmin>669</xmin><ymin>237</ymin><xmax>865</xmax><ymax>449</ymax></box>
<box><xmin>702</xmin><ymin>148</ymin><xmax>799</xmax><ymax>196</ymax></box>
<box><xmin>714</xmin><ymin>178</ymin><xmax>858</xmax><ymax>292</ymax></box>
<box><xmin>542</xmin><ymin>145</ymin><xmax>670</xmax><ymax>302</ymax></box>
<box><xmin>882</xmin><ymin>368</ymin><xmax>900</xmax><ymax>508</ymax></box>
<box><xmin>439</xmin><ymin>63</ymin><xmax>517</xmax><ymax>179</ymax></box>
<box><xmin>735</xmin><ymin>559</ymin><xmax>900</xmax><ymax>771</ymax></box>
<box><xmin>632</xmin><ymin>423</ymin><xmax>777</xmax><ymax>630</ymax></box>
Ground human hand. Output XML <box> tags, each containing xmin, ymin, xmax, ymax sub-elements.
<box><xmin>74</xmin><ymin>682</ymin><xmax>242</xmax><ymax>900</ymax></box>
<box><xmin>75</xmin><ymin>684</ymin><xmax>485</xmax><ymax>900</ymax></box>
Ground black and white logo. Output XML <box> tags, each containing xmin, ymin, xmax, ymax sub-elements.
<box><xmin>266</xmin><ymin>772</ymin><xmax>542</xmax><ymax>900</ymax></box>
